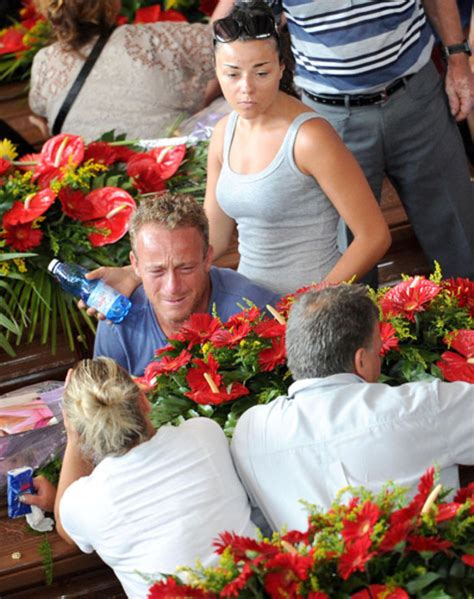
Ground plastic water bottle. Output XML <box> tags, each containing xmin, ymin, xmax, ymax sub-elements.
<box><xmin>48</xmin><ymin>259</ymin><xmax>131</xmax><ymax>323</ymax></box>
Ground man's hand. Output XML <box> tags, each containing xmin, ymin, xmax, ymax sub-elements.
<box><xmin>20</xmin><ymin>475</ymin><xmax>57</xmax><ymax>513</ymax></box>
<box><xmin>76</xmin><ymin>265</ymin><xmax>141</xmax><ymax>320</ymax></box>
<box><xmin>445</xmin><ymin>54</ymin><xmax>474</xmax><ymax>121</ymax></box>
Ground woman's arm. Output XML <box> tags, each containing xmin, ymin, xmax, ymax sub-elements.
<box><xmin>295</xmin><ymin>118</ymin><xmax>391</xmax><ymax>284</ymax></box>
<box><xmin>204</xmin><ymin>120</ymin><xmax>236</xmax><ymax>260</ymax></box>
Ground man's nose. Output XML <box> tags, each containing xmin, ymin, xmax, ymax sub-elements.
<box><xmin>162</xmin><ymin>270</ymin><xmax>181</xmax><ymax>294</ymax></box>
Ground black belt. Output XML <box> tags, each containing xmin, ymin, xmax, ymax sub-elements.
<box><xmin>305</xmin><ymin>75</ymin><xmax>414</xmax><ymax>107</ymax></box>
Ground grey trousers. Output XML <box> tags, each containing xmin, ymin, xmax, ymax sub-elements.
<box><xmin>303</xmin><ymin>60</ymin><xmax>474</xmax><ymax>280</ymax></box>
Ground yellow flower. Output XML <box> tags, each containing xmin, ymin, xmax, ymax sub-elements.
<box><xmin>0</xmin><ymin>138</ymin><xmax>18</xmax><ymax>161</ymax></box>
<box><xmin>13</xmin><ymin>258</ymin><xmax>28</xmax><ymax>273</ymax></box>
<box><xmin>0</xmin><ymin>261</ymin><xmax>10</xmax><ymax>276</ymax></box>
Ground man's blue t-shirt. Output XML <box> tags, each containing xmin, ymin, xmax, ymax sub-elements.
<box><xmin>94</xmin><ymin>267</ymin><xmax>280</xmax><ymax>376</ymax></box>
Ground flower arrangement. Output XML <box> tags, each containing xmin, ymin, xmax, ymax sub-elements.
<box><xmin>0</xmin><ymin>0</ymin><xmax>217</xmax><ymax>83</ymax></box>
<box><xmin>142</xmin><ymin>270</ymin><xmax>474</xmax><ymax>436</ymax></box>
<box><xmin>147</xmin><ymin>469</ymin><xmax>474</xmax><ymax>598</ymax></box>
<box><xmin>141</xmin><ymin>305</ymin><xmax>291</xmax><ymax>437</ymax></box>
<box><xmin>0</xmin><ymin>132</ymin><xmax>207</xmax><ymax>354</ymax></box>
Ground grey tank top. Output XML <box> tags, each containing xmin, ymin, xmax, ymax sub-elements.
<box><xmin>216</xmin><ymin>111</ymin><xmax>341</xmax><ymax>295</ymax></box>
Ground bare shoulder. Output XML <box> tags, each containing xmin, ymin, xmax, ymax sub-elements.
<box><xmin>208</xmin><ymin>115</ymin><xmax>230</xmax><ymax>157</ymax></box>
<box><xmin>295</xmin><ymin>115</ymin><xmax>343</xmax><ymax>154</ymax></box>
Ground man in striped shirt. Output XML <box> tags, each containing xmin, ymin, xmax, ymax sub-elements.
<box><xmin>213</xmin><ymin>0</ymin><xmax>474</xmax><ymax>281</ymax></box>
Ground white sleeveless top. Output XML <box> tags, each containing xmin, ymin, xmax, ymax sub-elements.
<box><xmin>216</xmin><ymin>111</ymin><xmax>341</xmax><ymax>295</ymax></box>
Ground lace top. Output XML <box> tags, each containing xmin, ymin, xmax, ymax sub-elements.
<box><xmin>29</xmin><ymin>22</ymin><xmax>215</xmax><ymax>141</ymax></box>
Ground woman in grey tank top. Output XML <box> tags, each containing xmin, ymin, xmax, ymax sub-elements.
<box><xmin>205</xmin><ymin>1</ymin><xmax>391</xmax><ymax>296</ymax></box>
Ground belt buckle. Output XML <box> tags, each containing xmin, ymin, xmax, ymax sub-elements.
<box><xmin>374</xmin><ymin>88</ymin><xmax>389</xmax><ymax>104</ymax></box>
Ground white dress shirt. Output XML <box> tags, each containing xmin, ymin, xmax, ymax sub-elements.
<box><xmin>231</xmin><ymin>373</ymin><xmax>474</xmax><ymax>532</ymax></box>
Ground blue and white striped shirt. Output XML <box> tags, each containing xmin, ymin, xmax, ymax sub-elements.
<box><xmin>281</xmin><ymin>0</ymin><xmax>435</xmax><ymax>94</ymax></box>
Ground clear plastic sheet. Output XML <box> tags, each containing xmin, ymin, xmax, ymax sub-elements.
<box><xmin>0</xmin><ymin>382</ymin><xmax>65</xmax><ymax>493</ymax></box>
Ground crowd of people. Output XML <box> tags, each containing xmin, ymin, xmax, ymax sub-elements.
<box><xmin>19</xmin><ymin>0</ymin><xmax>474</xmax><ymax>596</ymax></box>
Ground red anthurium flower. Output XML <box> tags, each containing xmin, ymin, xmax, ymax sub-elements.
<box><xmin>380</xmin><ymin>276</ymin><xmax>441</xmax><ymax>321</ymax></box>
<box><xmin>3</xmin><ymin>189</ymin><xmax>56</xmax><ymax>227</ymax></box>
<box><xmin>133</xmin><ymin>5</ymin><xmax>162</xmax><ymax>22</ymax></box>
<box><xmin>407</xmin><ymin>535</ymin><xmax>452</xmax><ymax>553</ymax></box>
<box><xmin>84</xmin><ymin>141</ymin><xmax>119</xmax><ymax>165</ymax></box>
<box><xmin>437</xmin><ymin>330</ymin><xmax>474</xmax><ymax>383</ymax></box>
<box><xmin>338</xmin><ymin>536</ymin><xmax>375</xmax><ymax>580</ymax></box>
<box><xmin>255</xmin><ymin>319</ymin><xmax>286</xmax><ymax>338</ymax></box>
<box><xmin>148</xmin><ymin>577</ymin><xmax>216</xmax><ymax>598</ymax></box>
<box><xmin>83</xmin><ymin>187</ymin><xmax>136</xmax><ymax>246</ymax></box>
<box><xmin>436</xmin><ymin>502</ymin><xmax>461</xmax><ymax>523</ymax></box>
<box><xmin>379</xmin><ymin>321</ymin><xmax>399</xmax><ymax>356</ymax></box>
<box><xmin>444</xmin><ymin>277</ymin><xmax>474</xmax><ymax>316</ymax></box>
<box><xmin>185</xmin><ymin>355</ymin><xmax>249</xmax><ymax>405</ymax></box>
<box><xmin>259</xmin><ymin>336</ymin><xmax>286</xmax><ymax>371</ymax></box>
<box><xmin>462</xmin><ymin>554</ymin><xmax>474</xmax><ymax>567</ymax></box>
<box><xmin>4</xmin><ymin>223</ymin><xmax>43</xmax><ymax>251</ymax></box>
<box><xmin>113</xmin><ymin>145</ymin><xmax>137</xmax><ymax>163</ymax></box>
<box><xmin>161</xmin><ymin>9</ymin><xmax>187</xmax><ymax>21</ymax></box>
<box><xmin>308</xmin><ymin>593</ymin><xmax>330</xmax><ymax>599</ymax></box>
<box><xmin>342</xmin><ymin>501</ymin><xmax>380</xmax><ymax>543</ymax></box>
<box><xmin>0</xmin><ymin>157</ymin><xmax>11</xmax><ymax>175</ymax></box>
<box><xmin>40</xmin><ymin>134</ymin><xmax>85</xmax><ymax>168</ymax></box>
<box><xmin>351</xmin><ymin>585</ymin><xmax>409</xmax><ymax>599</ymax></box>
<box><xmin>58</xmin><ymin>187</ymin><xmax>95</xmax><ymax>221</ymax></box>
<box><xmin>149</xmin><ymin>145</ymin><xmax>186</xmax><ymax>179</ymax></box>
<box><xmin>127</xmin><ymin>153</ymin><xmax>166</xmax><ymax>193</ymax></box>
<box><xmin>0</xmin><ymin>29</ymin><xmax>27</xmax><ymax>55</ymax></box>
<box><xmin>116</xmin><ymin>14</ymin><xmax>128</xmax><ymax>25</ymax></box>
<box><xmin>172</xmin><ymin>313</ymin><xmax>222</xmax><ymax>348</ymax></box>
<box><xmin>199</xmin><ymin>0</ymin><xmax>218</xmax><ymax>17</ymax></box>
<box><xmin>210</xmin><ymin>321</ymin><xmax>251</xmax><ymax>347</ymax></box>
<box><xmin>214</xmin><ymin>531</ymin><xmax>279</xmax><ymax>558</ymax></box>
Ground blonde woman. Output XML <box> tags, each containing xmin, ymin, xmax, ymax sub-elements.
<box><xmin>24</xmin><ymin>358</ymin><xmax>256</xmax><ymax>598</ymax></box>
<box><xmin>29</xmin><ymin>0</ymin><xmax>216</xmax><ymax>140</ymax></box>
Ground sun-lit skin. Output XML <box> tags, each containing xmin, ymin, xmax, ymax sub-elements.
<box><xmin>130</xmin><ymin>224</ymin><xmax>213</xmax><ymax>338</ymax></box>
<box><xmin>214</xmin><ymin>38</ymin><xmax>284</xmax><ymax>122</ymax></box>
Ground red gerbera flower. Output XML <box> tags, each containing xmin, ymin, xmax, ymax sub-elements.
<box><xmin>407</xmin><ymin>535</ymin><xmax>452</xmax><ymax>553</ymax></box>
<box><xmin>437</xmin><ymin>329</ymin><xmax>474</xmax><ymax>383</ymax></box>
<box><xmin>255</xmin><ymin>319</ymin><xmax>286</xmax><ymax>338</ymax></box>
<box><xmin>172</xmin><ymin>313</ymin><xmax>222</xmax><ymax>348</ymax></box>
<box><xmin>83</xmin><ymin>187</ymin><xmax>136</xmax><ymax>246</ymax></box>
<box><xmin>462</xmin><ymin>554</ymin><xmax>474</xmax><ymax>567</ymax></box>
<box><xmin>148</xmin><ymin>577</ymin><xmax>216</xmax><ymax>598</ymax></box>
<box><xmin>221</xmin><ymin>562</ymin><xmax>253</xmax><ymax>598</ymax></box>
<box><xmin>454</xmin><ymin>482</ymin><xmax>474</xmax><ymax>503</ymax></box>
<box><xmin>210</xmin><ymin>321</ymin><xmax>251</xmax><ymax>347</ymax></box>
<box><xmin>380</xmin><ymin>276</ymin><xmax>441</xmax><ymax>321</ymax></box>
<box><xmin>58</xmin><ymin>187</ymin><xmax>95</xmax><ymax>221</ymax></box>
<box><xmin>351</xmin><ymin>585</ymin><xmax>409</xmax><ymax>599</ymax></box>
<box><xmin>379</xmin><ymin>521</ymin><xmax>411</xmax><ymax>552</ymax></box>
<box><xmin>134</xmin><ymin>5</ymin><xmax>162</xmax><ymax>22</ymax></box>
<box><xmin>444</xmin><ymin>277</ymin><xmax>474</xmax><ymax>316</ymax></box>
<box><xmin>84</xmin><ymin>141</ymin><xmax>119</xmax><ymax>165</ymax></box>
<box><xmin>0</xmin><ymin>157</ymin><xmax>11</xmax><ymax>175</ymax></box>
<box><xmin>226</xmin><ymin>305</ymin><xmax>261</xmax><ymax>327</ymax></box>
<box><xmin>379</xmin><ymin>321</ymin><xmax>399</xmax><ymax>356</ymax></box>
<box><xmin>144</xmin><ymin>350</ymin><xmax>192</xmax><ymax>382</ymax></box>
<box><xmin>185</xmin><ymin>355</ymin><xmax>249</xmax><ymax>405</ymax></box>
<box><xmin>307</xmin><ymin>593</ymin><xmax>330</xmax><ymax>599</ymax></box>
<box><xmin>258</xmin><ymin>336</ymin><xmax>286</xmax><ymax>371</ymax></box>
<box><xmin>161</xmin><ymin>8</ymin><xmax>187</xmax><ymax>21</ymax></box>
<box><xmin>412</xmin><ymin>467</ymin><xmax>435</xmax><ymax>505</ymax></box>
<box><xmin>342</xmin><ymin>501</ymin><xmax>380</xmax><ymax>543</ymax></box>
<box><xmin>4</xmin><ymin>223</ymin><xmax>43</xmax><ymax>251</ymax></box>
<box><xmin>2</xmin><ymin>189</ymin><xmax>56</xmax><ymax>227</ymax></box>
<box><xmin>338</xmin><ymin>536</ymin><xmax>375</xmax><ymax>580</ymax></box>
<box><xmin>214</xmin><ymin>531</ymin><xmax>279</xmax><ymax>558</ymax></box>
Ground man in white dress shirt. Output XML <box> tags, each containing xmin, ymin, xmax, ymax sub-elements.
<box><xmin>231</xmin><ymin>285</ymin><xmax>474</xmax><ymax>532</ymax></box>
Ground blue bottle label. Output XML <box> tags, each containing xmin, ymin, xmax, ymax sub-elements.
<box><xmin>88</xmin><ymin>281</ymin><xmax>120</xmax><ymax>315</ymax></box>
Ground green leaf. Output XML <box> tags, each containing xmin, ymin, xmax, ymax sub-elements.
<box><xmin>406</xmin><ymin>573</ymin><xmax>442</xmax><ymax>594</ymax></box>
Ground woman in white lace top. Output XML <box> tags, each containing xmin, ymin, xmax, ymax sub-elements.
<box><xmin>29</xmin><ymin>0</ymin><xmax>216</xmax><ymax>141</ymax></box>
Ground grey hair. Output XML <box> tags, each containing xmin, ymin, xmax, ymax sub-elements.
<box><xmin>62</xmin><ymin>357</ymin><xmax>149</xmax><ymax>463</ymax></box>
<box><xmin>286</xmin><ymin>285</ymin><xmax>379</xmax><ymax>379</ymax></box>
<box><xmin>129</xmin><ymin>193</ymin><xmax>209</xmax><ymax>256</ymax></box>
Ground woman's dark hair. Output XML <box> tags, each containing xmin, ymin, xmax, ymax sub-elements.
<box><xmin>36</xmin><ymin>0</ymin><xmax>119</xmax><ymax>53</ymax></box>
<box><xmin>215</xmin><ymin>0</ymin><xmax>298</xmax><ymax>98</ymax></box>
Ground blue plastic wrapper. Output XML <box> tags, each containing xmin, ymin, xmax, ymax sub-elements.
<box><xmin>7</xmin><ymin>466</ymin><xmax>34</xmax><ymax>518</ymax></box>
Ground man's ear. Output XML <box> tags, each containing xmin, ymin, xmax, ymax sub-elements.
<box><xmin>130</xmin><ymin>250</ymin><xmax>139</xmax><ymax>277</ymax></box>
<box><xmin>205</xmin><ymin>245</ymin><xmax>214</xmax><ymax>271</ymax></box>
<box><xmin>353</xmin><ymin>347</ymin><xmax>366</xmax><ymax>379</ymax></box>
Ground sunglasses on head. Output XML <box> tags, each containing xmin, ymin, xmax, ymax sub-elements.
<box><xmin>213</xmin><ymin>14</ymin><xmax>277</xmax><ymax>43</ymax></box>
